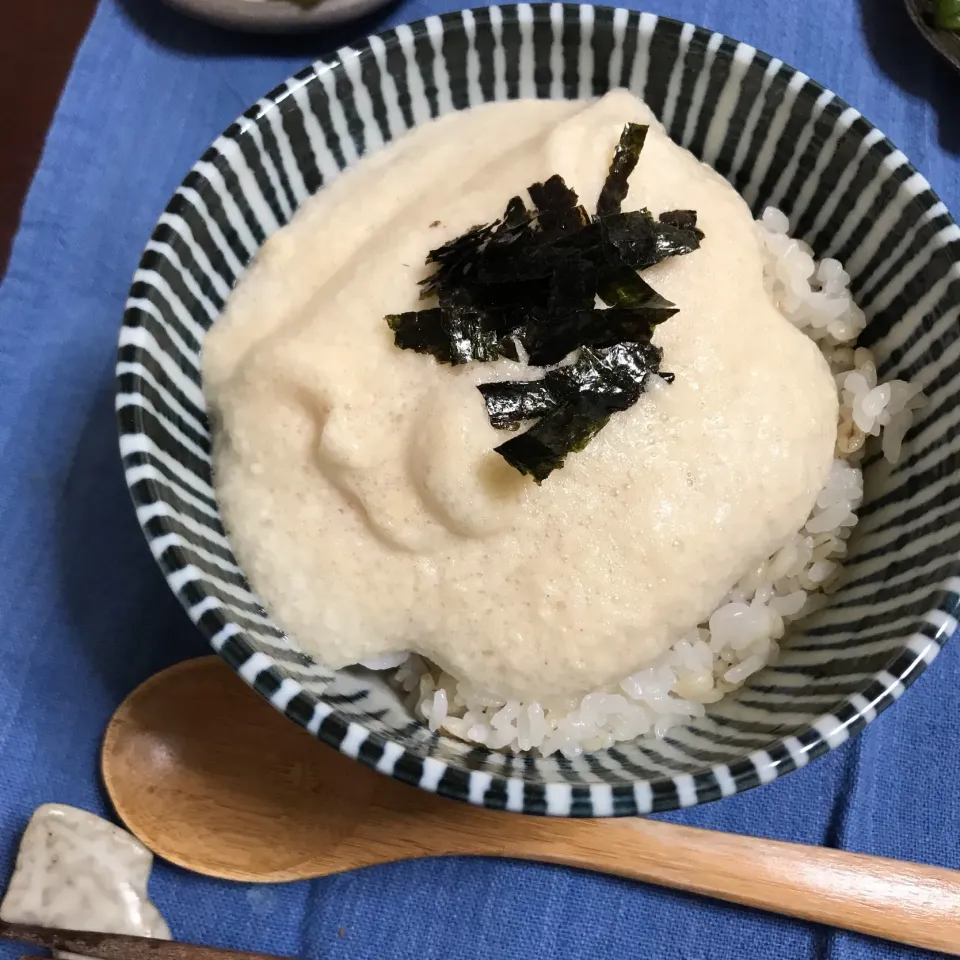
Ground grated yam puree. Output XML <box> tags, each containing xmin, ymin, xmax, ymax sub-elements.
<box><xmin>204</xmin><ymin>90</ymin><xmax>844</xmax><ymax>712</ymax></box>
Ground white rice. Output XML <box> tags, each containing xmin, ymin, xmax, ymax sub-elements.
<box><xmin>374</xmin><ymin>207</ymin><xmax>926</xmax><ymax>758</ymax></box>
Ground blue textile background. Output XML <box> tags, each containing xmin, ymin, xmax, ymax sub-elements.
<box><xmin>1</xmin><ymin>0</ymin><xmax>959</xmax><ymax>957</ymax></box>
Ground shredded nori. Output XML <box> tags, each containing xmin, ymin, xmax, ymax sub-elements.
<box><xmin>494</xmin><ymin>405</ymin><xmax>612</xmax><ymax>482</ymax></box>
<box><xmin>519</xmin><ymin>303</ymin><xmax>677</xmax><ymax>366</ymax></box>
<box><xmin>386</xmin><ymin>306</ymin><xmax>510</xmax><ymax>364</ymax></box>
<box><xmin>659</xmin><ymin>209</ymin><xmax>701</xmax><ymax>231</ymax></box>
<box><xmin>596</xmin><ymin>123</ymin><xmax>649</xmax><ymax>217</ymax></box>
<box><xmin>386</xmin><ymin>309</ymin><xmax>450</xmax><ymax>361</ymax></box>
<box><xmin>481</xmin><ymin>340</ymin><xmax>663</xmax><ymax>428</ymax></box>
<box><xmin>602</xmin><ymin>210</ymin><xmax>703</xmax><ymax>271</ymax></box>
<box><xmin>477</xmin><ymin>378</ymin><xmax>561</xmax><ymax>430</ymax></box>
<box><xmin>491</xmin><ymin>342</ymin><xmax>663</xmax><ymax>481</ymax></box>
<box><xmin>383</xmin><ymin>122</ymin><xmax>705</xmax><ymax>480</ymax></box>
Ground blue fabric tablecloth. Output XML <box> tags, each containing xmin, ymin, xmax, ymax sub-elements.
<box><xmin>1</xmin><ymin>0</ymin><xmax>959</xmax><ymax>957</ymax></box>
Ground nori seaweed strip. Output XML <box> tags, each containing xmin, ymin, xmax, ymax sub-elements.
<box><xmin>659</xmin><ymin>209</ymin><xmax>703</xmax><ymax>236</ymax></box>
<box><xmin>386</xmin><ymin>309</ymin><xmax>452</xmax><ymax>362</ymax></box>
<box><xmin>495</xmin><ymin>404</ymin><xmax>612</xmax><ymax>482</ymax></box>
<box><xmin>476</xmin><ymin>211</ymin><xmax>569</xmax><ymax>285</ymax></box>
<box><xmin>443</xmin><ymin>313</ymin><xmax>506</xmax><ymax>364</ymax></box>
<box><xmin>419</xmin><ymin>223</ymin><xmax>497</xmax><ymax>296</ymax></box>
<box><xmin>437</xmin><ymin>286</ymin><xmax>513</xmax><ymax>364</ymax></box>
<box><xmin>521</xmin><ymin>304</ymin><xmax>677</xmax><ymax>366</ymax></box>
<box><xmin>503</xmin><ymin>195</ymin><xmax>532</xmax><ymax>226</ymax></box>
<box><xmin>568</xmin><ymin>341</ymin><xmax>663</xmax><ymax>408</ymax></box>
<box><xmin>492</xmin><ymin>341</ymin><xmax>662</xmax><ymax>481</ymax></box>
<box><xmin>479</xmin><ymin>280</ymin><xmax>553</xmax><ymax>333</ymax></box>
<box><xmin>549</xmin><ymin>258</ymin><xmax>598</xmax><ymax>314</ymax></box>
<box><xmin>601</xmin><ymin>211</ymin><xmax>658</xmax><ymax>269</ymax></box>
<box><xmin>528</xmin><ymin>174</ymin><xmax>579</xmax><ymax>212</ymax></box>
<box><xmin>596</xmin><ymin>123</ymin><xmax>649</xmax><ymax>217</ymax></box>
<box><xmin>478</xmin><ymin>378</ymin><xmax>561</xmax><ymax>428</ymax></box>
<box><xmin>653</xmin><ymin>220</ymin><xmax>703</xmax><ymax>261</ymax></box>
<box><xmin>603</xmin><ymin>211</ymin><xmax>702</xmax><ymax>271</ymax></box>
<box><xmin>388</xmin><ymin>302</ymin><xmax>508</xmax><ymax>365</ymax></box>
<box><xmin>480</xmin><ymin>189</ymin><xmax>588</xmax><ymax>285</ymax></box>
<box><xmin>483</xmin><ymin>338</ymin><xmax>660</xmax><ymax>428</ymax></box>
<box><xmin>528</xmin><ymin>175</ymin><xmax>590</xmax><ymax>237</ymax></box>
<box><xmin>478</xmin><ymin>235</ymin><xmax>564</xmax><ymax>283</ymax></box>
<box><xmin>596</xmin><ymin>261</ymin><xmax>673</xmax><ymax>309</ymax></box>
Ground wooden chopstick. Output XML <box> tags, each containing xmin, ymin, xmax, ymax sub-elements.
<box><xmin>0</xmin><ymin>922</ymin><xmax>294</xmax><ymax>960</ymax></box>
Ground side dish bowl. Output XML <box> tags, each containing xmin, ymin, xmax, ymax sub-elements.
<box><xmin>117</xmin><ymin>4</ymin><xmax>960</xmax><ymax>815</ymax></box>
<box><xmin>160</xmin><ymin>0</ymin><xmax>398</xmax><ymax>32</ymax></box>
<box><xmin>904</xmin><ymin>0</ymin><xmax>960</xmax><ymax>73</ymax></box>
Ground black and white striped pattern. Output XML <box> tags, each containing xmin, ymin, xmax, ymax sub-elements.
<box><xmin>117</xmin><ymin>4</ymin><xmax>960</xmax><ymax>816</ymax></box>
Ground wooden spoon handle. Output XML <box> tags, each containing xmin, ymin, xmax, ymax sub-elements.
<box><xmin>0</xmin><ymin>922</ymin><xmax>289</xmax><ymax>960</ymax></box>
<box><xmin>503</xmin><ymin>817</ymin><xmax>960</xmax><ymax>954</ymax></box>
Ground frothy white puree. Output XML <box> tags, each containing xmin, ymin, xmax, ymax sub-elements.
<box><xmin>204</xmin><ymin>91</ymin><xmax>837</xmax><ymax>701</ymax></box>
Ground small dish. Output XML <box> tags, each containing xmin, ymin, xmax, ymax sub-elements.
<box><xmin>117</xmin><ymin>4</ymin><xmax>960</xmax><ymax>815</ymax></box>
<box><xmin>904</xmin><ymin>0</ymin><xmax>960</xmax><ymax>71</ymax></box>
<box><xmin>160</xmin><ymin>0</ymin><xmax>395</xmax><ymax>32</ymax></box>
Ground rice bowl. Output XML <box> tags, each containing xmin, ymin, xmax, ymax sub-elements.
<box><xmin>118</xmin><ymin>6</ymin><xmax>960</xmax><ymax>814</ymax></box>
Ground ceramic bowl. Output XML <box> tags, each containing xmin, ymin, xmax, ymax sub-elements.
<box><xmin>159</xmin><ymin>0</ymin><xmax>397</xmax><ymax>32</ymax></box>
<box><xmin>904</xmin><ymin>0</ymin><xmax>960</xmax><ymax>73</ymax></box>
<box><xmin>117</xmin><ymin>4</ymin><xmax>960</xmax><ymax>815</ymax></box>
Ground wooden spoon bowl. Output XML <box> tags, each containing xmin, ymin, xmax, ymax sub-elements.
<box><xmin>102</xmin><ymin>657</ymin><xmax>960</xmax><ymax>954</ymax></box>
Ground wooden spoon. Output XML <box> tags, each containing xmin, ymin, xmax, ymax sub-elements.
<box><xmin>101</xmin><ymin>657</ymin><xmax>960</xmax><ymax>955</ymax></box>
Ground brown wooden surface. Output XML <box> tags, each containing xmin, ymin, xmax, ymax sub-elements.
<box><xmin>0</xmin><ymin>0</ymin><xmax>98</xmax><ymax>276</ymax></box>
<box><xmin>102</xmin><ymin>657</ymin><xmax>960</xmax><ymax>955</ymax></box>
<box><xmin>0</xmin><ymin>923</ymin><xmax>290</xmax><ymax>960</ymax></box>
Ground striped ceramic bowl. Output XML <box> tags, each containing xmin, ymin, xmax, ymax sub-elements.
<box><xmin>117</xmin><ymin>4</ymin><xmax>960</xmax><ymax>815</ymax></box>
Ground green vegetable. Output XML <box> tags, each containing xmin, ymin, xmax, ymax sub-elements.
<box><xmin>936</xmin><ymin>0</ymin><xmax>960</xmax><ymax>30</ymax></box>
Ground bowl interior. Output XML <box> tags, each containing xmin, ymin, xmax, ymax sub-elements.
<box><xmin>118</xmin><ymin>4</ymin><xmax>960</xmax><ymax>815</ymax></box>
